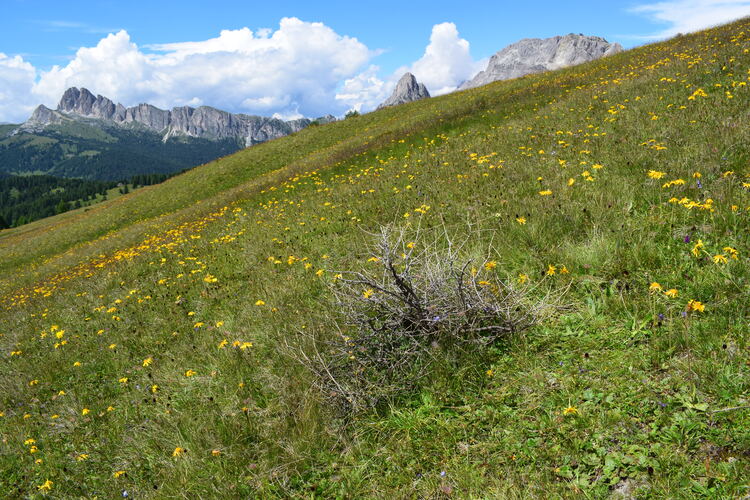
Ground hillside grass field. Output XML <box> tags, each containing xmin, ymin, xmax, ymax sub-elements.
<box><xmin>2</xmin><ymin>18</ymin><xmax>750</xmax><ymax>498</ymax></box>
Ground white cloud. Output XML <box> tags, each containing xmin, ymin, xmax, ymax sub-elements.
<box><xmin>406</xmin><ymin>22</ymin><xmax>486</xmax><ymax>95</ymax></box>
<box><xmin>630</xmin><ymin>0</ymin><xmax>750</xmax><ymax>39</ymax></box>
<box><xmin>32</xmin><ymin>31</ymin><xmax>154</xmax><ymax>107</ymax></box>
<box><xmin>0</xmin><ymin>53</ymin><xmax>38</xmax><ymax>122</ymax></box>
<box><xmin>336</xmin><ymin>22</ymin><xmax>485</xmax><ymax>112</ymax></box>
<box><xmin>0</xmin><ymin>18</ymin><xmax>373</xmax><ymax>122</ymax></box>
<box><xmin>335</xmin><ymin>65</ymin><xmax>390</xmax><ymax>112</ymax></box>
<box><xmin>0</xmin><ymin>18</ymin><xmax>489</xmax><ymax>122</ymax></box>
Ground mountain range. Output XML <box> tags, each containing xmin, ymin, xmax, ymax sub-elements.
<box><xmin>0</xmin><ymin>89</ymin><xmax>335</xmax><ymax>182</ymax></box>
<box><xmin>378</xmin><ymin>33</ymin><xmax>622</xmax><ymax>107</ymax></box>
<box><xmin>22</xmin><ymin>87</ymin><xmax>336</xmax><ymax>146</ymax></box>
<box><xmin>0</xmin><ymin>32</ymin><xmax>621</xmax><ymax>191</ymax></box>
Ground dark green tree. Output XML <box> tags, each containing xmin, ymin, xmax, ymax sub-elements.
<box><xmin>55</xmin><ymin>199</ymin><xmax>68</xmax><ymax>214</ymax></box>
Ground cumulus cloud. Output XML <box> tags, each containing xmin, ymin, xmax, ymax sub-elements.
<box><xmin>0</xmin><ymin>17</ymin><xmax>373</xmax><ymax>122</ymax></box>
<box><xmin>31</xmin><ymin>31</ymin><xmax>154</xmax><ymax>107</ymax></box>
<box><xmin>0</xmin><ymin>53</ymin><xmax>38</xmax><ymax>122</ymax></box>
<box><xmin>630</xmin><ymin>0</ymin><xmax>750</xmax><ymax>39</ymax></box>
<box><xmin>336</xmin><ymin>22</ymin><xmax>485</xmax><ymax>112</ymax></box>
<box><xmin>335</xmin><ymin>65</ymin><xmax>391</xmax><ymax>112</ymax></box>
<box><xmin>0</xmin><ymin>18</ymin><xmax>487</xmax><ymax>122</ymax></box>
<box><xmin>406</xmin><ymin>22</ymin><xmax>486</xmax><ymax>95</ymax></box>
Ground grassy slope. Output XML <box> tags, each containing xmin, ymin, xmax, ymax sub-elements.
<box><xmin>2</xmin><ymin>20</ymin><xmax>750</xmax><ymax>498</ymax></box>
<box><xmin>0</xmin><ymin>86</ymin><xmax>509</xmax><ymax>297</ymax></box>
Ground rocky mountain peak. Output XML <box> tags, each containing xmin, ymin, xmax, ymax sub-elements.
<box><xmin>459</xmin><ymin>34</ymin><xmax>623</xmax><ymax>90</ymax></box>
<box><xmin>377</xmin><ymin>73</ymin><xmax>430</xmax><ymax>109</ymax></box>
<box><xmin>58</xmin><ymin>87</ymin><xmax>118</xmax><ymax>120</ymax></box>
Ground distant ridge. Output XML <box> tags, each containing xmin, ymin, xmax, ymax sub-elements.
<box><xmin>20</xmin><ymin>87</ymin><xmax>336</xmax><ymax>146</ymax></box>
<box><xmin>459</xmin><ymin>33</ymin><xmax>622</xmax><ymax>90</ymax></box>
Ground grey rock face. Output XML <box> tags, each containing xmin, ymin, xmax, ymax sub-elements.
<box><xmin>123</xmin><ymin>103</ymin><xmax>171</xmax><ymax>131</ymax></box>
<box><xmin>59</xmin><ymin>87</ymin><xmax>118</xmax><ymax>120</ymax></box>
<box><xmin>459</xmin><ymin>34</ymin><xmax>623</xmax><ymax>90</ymax></box>
<box><xmin>23</xmin><ymin>87</ymin><xmax>336</xmax><ymax>146</ymax></box>
<box><xmin>26</xmin><ymin>105</ymin><xmax>60</xmax><ymax>126</ymax></box>
<box><xmin>378</xmin><ymin>73</ymin><xmax>430</xmax><ymax>109</ymax></box>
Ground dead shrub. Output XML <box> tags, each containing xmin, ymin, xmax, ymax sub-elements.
<box><xmin>289</xmin><ymin>224</ymin><xmax>566</xmax><ymax>413</ymax></box>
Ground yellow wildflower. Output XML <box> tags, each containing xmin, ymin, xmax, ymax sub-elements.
<box><xmin>38</xmin><ymin>480</ymin><xmax>53</xmax><ymax>492</ymax></box>
<box><xmin>687</xmin><ymin>300</ymin><xmax>705</xmax><ymax>313</ymax></box>
<box><xmin>647</xmin><ymin>170</ymin><xmax>667</xmax><ymax>179</ymax></box>
<box><xmin>723</xmin><ymin>247</ymin><xmax>739</xmax><ymax>259</ymax></box>
<box><xmin>691</xmin><ymin>240</ymin><xmax>703</xmax><ymax>257</ymax></box>
<box><xmin>563</xmin><ymin>406</ymin><xmax>579</xmax><ymax>416</ymax></box>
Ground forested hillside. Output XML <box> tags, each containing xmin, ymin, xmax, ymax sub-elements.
<box><xmin>0</xmin><ymin>122</ymin><xmax>241</xmax><ymax>181</ymax></box>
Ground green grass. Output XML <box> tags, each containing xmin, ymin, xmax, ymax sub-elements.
<box><xmin>2</xmin><ymin>19</ymin><xmax>750</xmax><ymax>498</ymax></box>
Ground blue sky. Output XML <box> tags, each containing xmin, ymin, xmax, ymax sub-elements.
<box><xmin>1</xmin><ymin>0</ymin><xmax>749</xmax><ymax>122</ymax></box>
<box><xmin>1</xmin><ymin>0</ymin><xmax>658</xmax><ymax>73</ymax></box>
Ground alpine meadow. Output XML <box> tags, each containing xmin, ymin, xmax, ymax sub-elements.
<box><xmin>2</xmin><ymin>17</ymin><xmax>750</xmax><ymax>499</ymax></box>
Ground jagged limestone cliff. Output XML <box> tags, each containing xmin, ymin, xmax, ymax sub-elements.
<box><xmin>21</xmin><ymin>87</ymin><xmax>336</xmax><ymax>146</ymax></box>
<box><xmin>459</xmin><ymin>34</ymin><xmax>622</xmax><ymax>90</ymax></box>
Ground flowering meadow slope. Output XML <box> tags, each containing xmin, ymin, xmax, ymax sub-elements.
<box><xmin>2</xmin><ymin>18</ymin><xmax>750</xmax><ymax>497</ymax></box>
